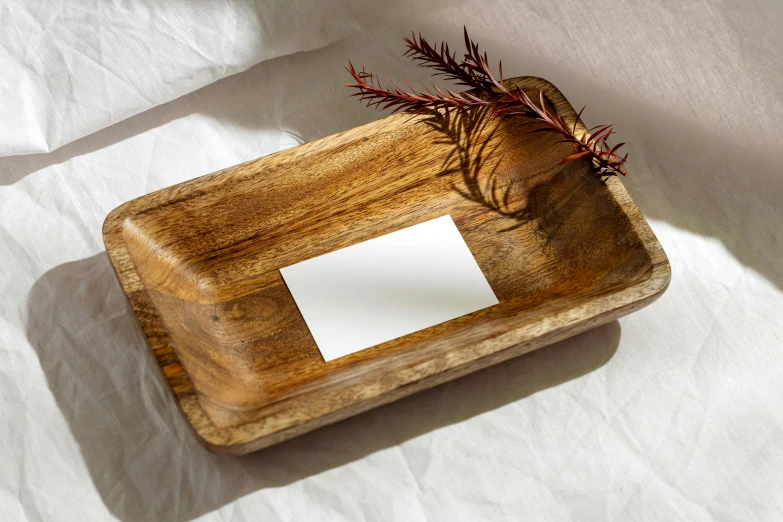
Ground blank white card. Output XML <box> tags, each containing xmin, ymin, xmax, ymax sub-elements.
<box><xmin>280</xmin><ymin>215</ymin><xmax>499</xmax><ymax>362</ymax></box>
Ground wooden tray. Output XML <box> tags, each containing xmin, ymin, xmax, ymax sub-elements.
<box><xmin>103</xmin><ymin>77</ymin><xmax>670</xmax><ymax>455</ymax></box>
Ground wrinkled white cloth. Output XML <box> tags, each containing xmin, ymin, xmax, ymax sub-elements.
<box><xmin>0</xmin><ymin>0</ymin><xmax>441</xmax><ymax>157</ymax></box>
<box><xmin>1</xmin><ymin>1</ymin><xmax>783</xmax><ymax>521</ymax></box>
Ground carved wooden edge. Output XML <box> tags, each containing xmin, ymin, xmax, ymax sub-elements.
<box><xmin>103</xmin><ymin>77</ymin><xmax>671</xmax><ymax>455</ymax></box>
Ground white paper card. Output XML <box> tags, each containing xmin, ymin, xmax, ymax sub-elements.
<box><xmin>280</xmin><ymin>215</ymin><xmax>499</xmax><ymax>362</ymax></box>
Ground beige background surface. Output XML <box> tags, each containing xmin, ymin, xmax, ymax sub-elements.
<box><xmin>1</xmin><ymin>1</ymin><xmax>782</xmax><ymax>520</ymax></box>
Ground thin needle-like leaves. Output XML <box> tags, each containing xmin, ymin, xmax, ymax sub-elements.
<box><xmin>345</xmin><ymin>27</ymin><xmax>629</xmax><ymax>176</ymax></box>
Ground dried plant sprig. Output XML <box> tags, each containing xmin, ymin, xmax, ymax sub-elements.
<box><xmin>403</xmin><ymin>31</ymin><xmax>495</xmax><ymax>92</ymax></box>
<box><xmin>346</xmin><ymin>63</ymin><xmax>491</xmax><ymax>114</ymax></box>
<box><xmin>345</xmin><ymin>27</ymin><xmax>628</xmax><ymax>176</ymax></box>
<box><xmin>487</xmin><ymin>79</ymin><xmax>629</xmax><ymax>175</ymax></box>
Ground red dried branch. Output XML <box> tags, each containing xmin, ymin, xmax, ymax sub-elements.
<box><xmin>345</xmin><ymin>27</ymin><xmax>628</xmax><ymax>177</ymax></box>
<box><xmin>345</xmin><ymin>63</ymin><xmax>491</xmax><ymax>114</ymax></box>
<box><xmin>403</xmin><ymin>32</ymin><xmax>494</xmax><ymax>91</ymax></box>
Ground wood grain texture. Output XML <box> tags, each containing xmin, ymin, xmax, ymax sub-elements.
<box><xmin>103</xmin><ymin>77</ymin><xmax>670</xmax><ymax>455</ymax></box>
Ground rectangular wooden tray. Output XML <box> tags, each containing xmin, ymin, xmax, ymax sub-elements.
<box><xmin>103</xmin><ymin>77</ymin><xmax>670</xmax><ymax>455</ymax></box>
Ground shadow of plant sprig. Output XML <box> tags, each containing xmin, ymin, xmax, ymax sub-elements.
<box><xmin>420</xmin><ymin>107</ymin><xmax>530</xmax><ymax>231</ymax></box>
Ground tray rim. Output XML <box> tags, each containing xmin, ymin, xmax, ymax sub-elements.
<box><xmin>103</xmin><ymin>76</ymin><xmax>671</xmax><ymax>455</ymax></box>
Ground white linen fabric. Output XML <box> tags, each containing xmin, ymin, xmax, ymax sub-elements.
<box><xmin>1</xmin><ymin>1</ymin><xmax>782</xmax><ymax>521</ymax></box>
<box><xmin>0</xmin><ymin>0</ymin><xmax>450</xmax><ymax>157</ymax></box>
